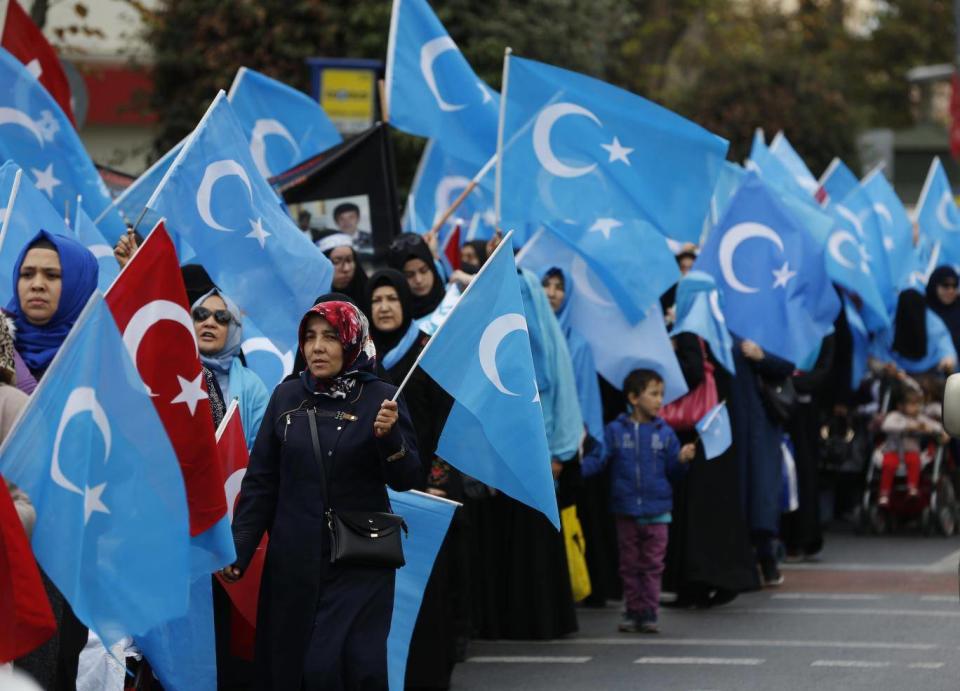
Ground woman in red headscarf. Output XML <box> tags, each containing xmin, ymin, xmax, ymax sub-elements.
<box><xmin>223</xmin><ymin>300</ymin><xmax>422</xmax><ymax>691</ymax></box>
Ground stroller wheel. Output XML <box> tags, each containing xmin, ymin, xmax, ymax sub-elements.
<box><xmin>936</xmin><ymin>477</ymin><xmax>959</xmax><ymax>537</ymax></box>
<box><xmin>921</xmin><ymin>507</ymin><xmax>935</xmax><ymax>536</ymax></box>
<box><xmin>938</xmin><ymin>506</ymin><xmax>956</xmax><ymax>537</ymax></box>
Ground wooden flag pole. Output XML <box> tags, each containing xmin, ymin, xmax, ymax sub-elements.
<box><xmin>427</xmin><ymin>153</ymin><xmax>497</xmax><ymax>237</ymax></box>
<box><xmin>378</xmin><ymin>79</ymin><xmax>390</xmax><ymax>124</ymax></box>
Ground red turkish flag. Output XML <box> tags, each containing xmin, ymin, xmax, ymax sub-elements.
<box><xmin>442</xmin><ymin>224</ymin><xmax>461</xmax><ymax>272</ymax></box>
<box><xmin>1</xmin><ymin>0</ymin><xmax>75</xmax><ymax>124</ymax></box>
<box><xmin>0</xmin><ymin>476</ymin><xmax>56</xmax><ymax>663</ymax></box>
<box><xmin>215</xmin><ymin>402</ymin><xmax>266</xmax><ymax>660</ymax></box>
<box><xmin>105</xmin><ymin>221</ymin><xmax>227</xmax><ymax>536</ymax></box>
<box><xmin>951</xmin><ymin>72</ymin><xmax>960</xmax><ymax>161</ymax></box>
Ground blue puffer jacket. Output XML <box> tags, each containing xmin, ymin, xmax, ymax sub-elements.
<box><xmin>581</xmin><ymin>413</ymin><xmax>686</xmax><ymax>517</ymax></box>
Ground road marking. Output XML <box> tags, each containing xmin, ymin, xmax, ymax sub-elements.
<box><xmin>726</xmin><ymin>606</ymin><xmax>960</xmax><ymax>618</ymax></box>
<box><xmin>635</xmin><ymin>656</ymin><xmax>764</xmax><ymax>666</ymax></box>
<box><xmin>811</xmin><ymin>660</ymin><xmax>891</xmax><ymax>668</ymax></box>
<box><xmin>772</xmin><ymin>593</ymin><xmax>885</xmax><ymax>601</ymax></box>
<box><xmin>781</xmin><ymin>561</ymin><xmax>956</xmax><ymax>574</ymax></box>
<box><xmin>514</xmin><ymin>637</ymin><xmax>938</xmax><ymax>650</ymax></box>
<box><xmin>467</xmin><ymin>656</ymin><xmax>591</xmax><ymax>664</ymax></box>
<box><xmin>908</xmin><ymin>662</ymin><xmax>946</xmax><ymax>669</ymax></box>
<box><xmin>927</xmin><ymin>548</ymin><xmax>960</xmax><ymax>573</ymax></box>
<box><xmin>920</xmin><ymin>595</ymin><xmax>957</xmax><ymax>603</ymax></box>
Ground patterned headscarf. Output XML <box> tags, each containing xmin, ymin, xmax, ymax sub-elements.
<box><xmin>0</xmin><ymin>313</ymin><xmax>16</xmax><ymax>385</ymax></box>
<box><xmin>298</xmin><ymin>300</ymin><xmax>377</xmax><ymax>398</ymax></box>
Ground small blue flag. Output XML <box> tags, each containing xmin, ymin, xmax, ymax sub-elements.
<box><xmin>227</xmin><ymin>66</ymin><xmax>342</xmax><ymax>180</ymax></box>
<box><xmin>696</xmin><ymin>401</ymin><xmax>731</xmax><ymax>461</ymax></box>
<box><xmin>386</xmin><ymin>0</ymin><xmax>500</xmax><ymax>165</ymax></box>
<box><xmin>402</xmin><ymin>139</ymin><xmax>496</xmax><ymax>241</ymax></box>
<box><xmin>831</xmin><ymin>188</ymin><xmax>897</xmax><ymax>316</ymax></box>
<box><xmin>94</xmin><ymin>137</ymin><xmax>186</xmax><ymax>242</ymax></box>
<box><xmin>499</xmin><ymin>55</ymin><xmax>728</xmax><ymax>244</ymax></box>
<box><xmin>146</xmin><ymin>91</ymin><xmax>333</xmax><ymax>355</ymax></box>
<box><xmin>696</xmin><ymin>172</ymin><xmax>840</xmax><ymax>364</ymax></box>
<box><xmin>704</xmin><ymin>161</ymin><xmax>747</xmax><ymax>235</ymax></box>
<box><xmin>767</xmin><ymin>131</ymin><xmax>820</xmax><ymax>198</ymax></box>
<box><xmin>386</xmin><ymin>489</ymin><xmax>457</xmax><ymax>691</ymax></box>
<box><xmin>844</xmin><ymin>295</ymin><xmax>869</xmax><ymax>389</ymax></box>
<box><xmin>544</xmin><ymin>218</ymin><xmax>679</xmax><ymax>325</ymax></box>
<box><xmin>748</xmin><ymin>132</ymin><xmax>816</xmax><ymax>203</ymax></box>
<box><xmin>419</xmin><ymin>233</ymin><xmax>558</xmax><ymax>527</ymax></box>
<box><xmin>860</xmin><ymin>169</ymin><xmax>916</xmax><ymax>290</ymax></box>
<box><xmin>0</xmin><ymin>294</ymin><xmax>190</xmax><ymax>646</ymax></box>
<box><xmin>0</xmin><ymin>47</ymin><xmax>126</xmax><ymax>241</ymax></box>
<box><xmin>916</xmin><ymin>157</ymin><xmax>960</xmax><ymax>266</ymax></box>
<box><xmin>818</xmin><ymin>157</ymin><xmax>859</xmax><ymax>206</ymax></box>
<box><xmin>671</xmin><ymin>271</ymin><xmax>736</xmax><ymax>374</ymax></box>
<box><xmin>73</xmin><ymin>202</ymin><xmax>119</xmax><ymax>292</ymax></box>
<box><xmin>517</xmin><ymin>228</ymin><xmax>688</xmax><ymax>402</ymax></box>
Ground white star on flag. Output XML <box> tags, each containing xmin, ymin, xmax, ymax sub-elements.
<box><xmin>772</xmin><ymin>261</ymin><xmax>797</xmax><ymax>289</ymax></box>
<box><xmin>247</xmin><ymin>217</ymin><xmax>271</xmax><ymax>248</ymax></box>
<box><xmin>601</xmin><ymin>136</ymin><xmax>633</xmax><ymax>165</ymax></box>
<box><xmin>83</xmin><ymin>483</ymin><xmax>110</xmax><ymax>524</ymax></box>
<box><xmin>32</xmin><ymin>163</ymin><xmax>61</xmax><ymax>198</ymax></box>
<box><xmin>170</xmin><ymin>372</ymin><xmax>209</xmax><ymax>416</ymax></box>
<box><xmin>26</xmin><ymin>59</ymin><xmax>42</xmax><ymax>80</ymax></box>
<box><xmin>589</xmin><ymin>217</ymin><xmax>623</xmax><ymax>240</ymax></box>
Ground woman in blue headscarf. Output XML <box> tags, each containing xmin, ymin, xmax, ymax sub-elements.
<box><xmin>190</xmin><ymin>288</ymin><xmax>269</xmax><ymax>449</ymax></box>
<box><xmin>8</xmin><ymin>230</ymin><xmax>97</xmax><ymax>690</ymax></box>
<box><xmin>8</xmin><ymin>230</ymin><xmax>98</xmax><ymax>381</ymax></box>
<box><xmin>871</xmin><ymin>288</ymin><xmax>957</xmax><ymax>375</ymax></box>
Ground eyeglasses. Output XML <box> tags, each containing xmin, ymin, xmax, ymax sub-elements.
<box><xmin>191</xmin><ymin>306</ymin><xmax>233</xmax><ymax>325</ymax></box>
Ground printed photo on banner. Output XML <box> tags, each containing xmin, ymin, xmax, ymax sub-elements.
<box><xmin>291</xmin><ymin>194</ymin><xmax>374</xmax><ymax>255</ymax></box>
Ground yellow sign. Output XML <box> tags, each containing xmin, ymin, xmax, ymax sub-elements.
<box><xmin>320</xmin><ymin>68</ymin><xmax>376</xmax><ymax>134</ymax></box>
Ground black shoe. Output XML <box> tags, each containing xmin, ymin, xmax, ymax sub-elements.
<box><xmin>760</xmin><ymin>560</ymin><xmax>784</xmax><ymax>587</ymax></box>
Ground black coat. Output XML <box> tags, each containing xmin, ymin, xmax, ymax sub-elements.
<box><xmin>231</xmin><ymin>375</ymin><xmax>422</xmax><ymax>690</ymax></box>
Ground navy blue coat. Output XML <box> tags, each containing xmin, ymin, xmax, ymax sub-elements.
<box><xmin>231</xmin><ymin>374</ymin><xmax>422</xmax><ymax>690</ymax></box>
<box><xmin>582</xmin><ymin>413</ymin><xmax>686</xmax><ymax>517</ymax></box>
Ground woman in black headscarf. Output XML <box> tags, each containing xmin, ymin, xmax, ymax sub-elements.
<box><xmin>877</xmin><ymin>288</ymin><xmax>957</xmax><ymax>374</ymax></box>
<box><xmin>926</xmin><ymin>266</ymin><xmax>960</xmax><ymax>358</ymax></box>
<box><xmin>366</xmin><ymin>269</ymin><xmax>461</xmax><ymax>689</ymax></box>
<box><xmin>387</xmin><ymin>233</ymin><xmax>445</xmax><ymax>320</ymax></box>
<box><xmin>316</xmin><ymin>230</ymin><xmax>370</xmax><ymax>317</ymax></box>
<box><xmin>459</xmin><ymin>241</ymin><xmax>487</xmax><ymax>275</ymax></box>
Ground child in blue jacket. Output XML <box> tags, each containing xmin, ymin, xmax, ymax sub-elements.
<box><xmin>582</xmin><ymin>368</ymin><xmax>695</xmax><ymax>633</ymax></box>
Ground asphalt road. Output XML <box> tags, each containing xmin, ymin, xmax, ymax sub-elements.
<box><xmin>450</xmin><ymin>530</ymin><xmax>960</xmax><ymax>691</ymax></box>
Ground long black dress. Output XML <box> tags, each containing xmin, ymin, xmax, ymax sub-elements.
<box><xmin>231</xmin><ymin>375</ymin><xmax>422</xmax><ymax>690</ymax></box>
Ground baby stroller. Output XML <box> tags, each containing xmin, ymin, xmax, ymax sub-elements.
<box><xmin>857</xmin><ymin>439</ymin><xmax>959</xmax><ymax>536</ymax></box>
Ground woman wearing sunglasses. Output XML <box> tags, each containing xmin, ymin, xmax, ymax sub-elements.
<box><xmin>191</xmin><ymin>288</ymin><xmax>269</xmax><ymax>449</ymax></box>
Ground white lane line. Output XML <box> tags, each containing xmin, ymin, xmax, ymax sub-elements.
<box><xmin>812</xmin><ymin>660</ymin><xmax>890</xmax><ymax>669</ymax></box>
<box><xmin>909</xmin><ymin>662</ymin><xmax>946</xmax><ymax>669</ymax></box>
<box><xmin>781</xmin><ymin>561</ymin><xmax>955</xmax><ymax>573</ymax></box>
<box><xmin>772</xmin><ymin>593</ymin><xmax>884</xmax><ymax>601</ymax></box>
<box><xmin>467</xmin><ymin>656</ymin><xmax>591</xmax><ymax>664</ymax></box>
<box><xmin>635</xmin><ymin>656</ymin><xmax>764</xmax><ymax>666</ymax></box>
<box><xmin>516</xmin><ymin>637</ymin><xmax>938</xmax><ymax>650</ymax></box>
<box><xmin>726</xmin><ymin>606</ymin><xmax>960</xmax><ymax>618</ymax></box>
<box><xmin>928</xmin><ymin>548</ymin><xmax>960</xmax><ymax>573</ymax></box>
<box><xmin>920</xmin><ymin>595</ymin><xmax>957</xmax><ymax>602</ymax></box>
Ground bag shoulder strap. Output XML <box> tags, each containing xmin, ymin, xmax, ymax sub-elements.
<box><xmin>307</xmin><ymin>409</ymin><xmax>330</xmax><ymax>510</ymax></box>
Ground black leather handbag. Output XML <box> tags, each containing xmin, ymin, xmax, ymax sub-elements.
<box><xmin>307</xmin><ymin>408</ymin><xmax>407</xmax><ymax>569</ymax></box>
<box><xmin>759</xmin><ymin>376</ymin><xmax>798</xmax><ymax>424</ymax></box>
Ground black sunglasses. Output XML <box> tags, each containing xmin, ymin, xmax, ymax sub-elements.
<box><xmin>388</xmin><ymin>234</ymin><xmax>424</xmax><ymax>252</ymax></box>
<box><xmin>192</xmin><ymin>306</ymin><xmax>233</xmax><ymax>325</ymax></box>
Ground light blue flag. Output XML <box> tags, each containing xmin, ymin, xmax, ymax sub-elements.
<box><xmin>696</xmin><ymin>401</ymin><xmax>731</xmax><ymax>461</ymax></box>
<box><xmin>517</xmin><ymin>228</ymin><xmax>688</xmax><ymax>402</ymax></box>
<box><xmin>915</xmin><ymin>157</ymin><xmax>960</xmax><ymax>266</ymax></box>
<box><xmin>227</xmin><ymin>66</ymin><xmax>342</xmax><ymax>180</ymax></box>
<box><xmin>671</xmin><ymin>270</ymin><xmax>735</xmax><ymax>374</ymax></box>
<box><xmin>386</xmin><ymin>489</ymin><xmax>457</xmax><ymax>691</ymax></box>
<box><xmin>94</xmin><ymin>137</ymin><xmax>186</xmax><ymax>242</ymax></box>
<box><xmin>386</xmin><ymin>0</ymin><xmax>500</xmax><ymax>165</ymax></box>
<box><xmin>402</xmin><ymin>139</ymin><xmax>496</xmax><ymax>241</ymax></box>
<box><xmin>0</xmin><ymin>294</ymin><xmax>190</xmax><ymax>646</ymax></box>
<box><xmin>748</xmin><ymin>132</ymin><xmax>815</xmax><ymax>203</ymax></box>
<box><xmin>146</xmin><ymin>91</ymin><xmax>333</xmax><ymax>354</ymax></box>
<box><xmin>695</xmin><ymin>172</ymin><xmax>841</xmax><ymax>364</ymax></box>
<box><xmin>860</xmin><ymin>168</ymin><xmax>916</xmax><ymax>290</ymax></box>
<box><xmin>545</xmin><ymin>218</ymin><xmax>679</xmax><ymax>325</ymax></box>
<box><xmin>844</xmin><ymin>295</ymin><xmax>869</xmax><ymax>390</ymax></box>
<box><xmin>832</xmin><ymin>186</ymin><xmax>897</xmax><ymax>315</ymax></box>
<box><xmin>240</xmin><ymin>317</ymin><xmax>295</xmax><ymax>389</ymax></box>
<box><xmin>0</xmin><ymin>47</ymin><xmax>126</xmax><ymax>241</ymax></box>
<box><xmin>499</xmin><ymin>55</ymin><xmax>728</xmax><ymax>244</ymax></box>
<box><xmin>768</xmin><ymin>131</ymin><xmax>820</xmax><ymax>198</ymax></box>
<box><xmin>419</xmin><ymin>234</ymin><xmax>558</xmax><ymax>527</ymax></box>
<box><xmin>73</xmin><ymin>202</ymin><xmax>119</xmax><ymax>292</ymax></box>
<box><xmin>818</xmin><ymin>157</ymin><xmax>859</xmax><ymax>206</ymax></box>
<box><xmin>704</xmin><ymin>161</ymin><xmax>747</xmax><ymax>236</ymax></box>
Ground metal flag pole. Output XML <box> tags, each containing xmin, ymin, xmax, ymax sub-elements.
<box><xmin>494</xmin><ymin>47</ymin><xmax>512</xmax><ymax>232</ymax></box>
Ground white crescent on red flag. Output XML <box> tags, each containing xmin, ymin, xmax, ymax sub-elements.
<box><xmin>0</xmin><ymin>0</ymin><xmax>75</xmax><ymax>124</ymax></box>
<box><xmin>104</xmin><ymin>221</ymin><xmax>227</xmax><ymax>536</ymax></box>
<box><xmin>215</xmin><ymin>399</ymin><xmax>266</xmax><ymax>658</ymax></box>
